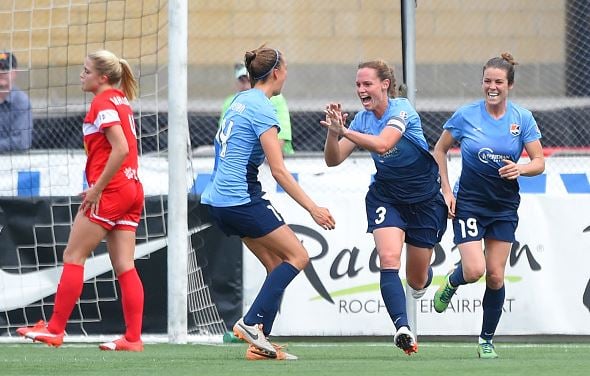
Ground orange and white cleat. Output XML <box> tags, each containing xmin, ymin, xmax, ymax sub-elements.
<box><xmin>16</xmin><ymin>320</ymin><xmax>64</xmax><ymax>347</ymax></box>
<box><xmin>99</xmin><ymin>337</ymin><xmax>144</xmax><ymax>352</ymax></box>
<box><xmin>233</xmin><ymin>318</ymin><xmax>276</xmax><ymax>357</ymax></box>
<box><xmin>246</xmin><ymin>344</ymin><xmax>298</xmax><ymax>361</ymax></box>
<box><xmin>394</xmin><ymin>326</ymin><xmax>418</xmax><ymax>355</ymax></box>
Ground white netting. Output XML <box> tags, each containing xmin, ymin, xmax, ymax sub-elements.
<box><xmin>184</xmin><ymin>1</ymin><xmax>589</xmax><ymax>166</ymax></box>
<box><xmin>0</xmin><ymin>0</ymin><xmax>225</xmax><ymax>340</ymax></box>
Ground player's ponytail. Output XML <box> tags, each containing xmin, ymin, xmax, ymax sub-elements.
<box><xmin>119</xmin><ymin>58</ymin><xmax>138</xmax><ymax>101</ymax></box>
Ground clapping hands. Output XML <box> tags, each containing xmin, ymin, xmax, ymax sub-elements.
<box><xmin>320</xmin><ymin>103</ymin><xmax>349</xmax><ymax>136</ymax></box>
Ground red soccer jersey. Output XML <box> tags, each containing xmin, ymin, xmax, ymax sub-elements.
<box><xmin>83</xmin><ymin>88</ymin><xmax>139</xmax><ymax>190</ymax></box>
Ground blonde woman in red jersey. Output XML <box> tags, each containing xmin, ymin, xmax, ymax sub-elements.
<box><xmin>17</xmin><ymin>50</ymin><xmax>145</xmax><ymax>352</ymax></box>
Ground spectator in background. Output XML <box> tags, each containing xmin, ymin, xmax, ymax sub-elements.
<box><xmin>0</xmin><ymin>51</ymin><xmax>32</xmax><ymax>152</ymax></box>
<box><xmin>220</xmin><ymin>63</ymin><xmax>294</xmax><ymax>155</ymax></box>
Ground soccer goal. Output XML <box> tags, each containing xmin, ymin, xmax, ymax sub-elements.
<box><xmin>0</xmin><ymin>0</ymin><xmax>226</xmax><ymax>343</ymax></box>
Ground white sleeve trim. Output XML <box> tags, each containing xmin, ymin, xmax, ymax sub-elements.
<box><xmin>95</xmin><ymin>109</ymin><xmax>121</xmax><ymax>130</ymax></box>
<box><xmin>386</xmin><ymin>116</ymin><xmax>406</xmax><ymax>134</ymax></box>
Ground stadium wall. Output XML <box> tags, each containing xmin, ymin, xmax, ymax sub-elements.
<box><xmin>6</xmin><ymin>0</ymin><xmax>568</xmax><ymax>106</ymax></box>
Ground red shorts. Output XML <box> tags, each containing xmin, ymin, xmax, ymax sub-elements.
<box><xmin>87</xmin><ymin>180</ymin><xmax>144</xmax><ymax>231</ymax></box>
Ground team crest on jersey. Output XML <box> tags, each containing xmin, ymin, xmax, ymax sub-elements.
<box><xmin>510</xmin><ymin>123</ymin><xmax>521</xmax><ymax>136</ymax></box>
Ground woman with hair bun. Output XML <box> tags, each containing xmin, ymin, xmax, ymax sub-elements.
<box><xmin>201</xmin><ymin>45</ymin><xmax>335</xmax><ymax>361</ymax></box>
<box><xmin>432</xmin><ymin>53</ymin><xmax>545</xmax><ymax>359</ymax></box>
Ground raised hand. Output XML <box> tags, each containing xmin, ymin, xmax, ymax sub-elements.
<box><xmin>320</xmin><ymin>103</ymin><xmax>348</xmax><ymax>136</ymax></box>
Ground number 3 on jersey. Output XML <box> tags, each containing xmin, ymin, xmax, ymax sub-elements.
<box><xmin>216</xmin><ymin>119</ymin><xmax>234</xmax><ymax>158</ymax></box>
<box><xmin>458</xmin><ymin>217</ymin><xmax>478</xmax><ymax>238</ymax></box>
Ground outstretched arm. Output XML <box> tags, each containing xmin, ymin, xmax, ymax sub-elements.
<box><xmin>261</xmin><ymin>127</ymin><xmax>335</xmax><ymax>230</ymax></box>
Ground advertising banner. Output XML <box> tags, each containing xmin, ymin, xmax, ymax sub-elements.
<box><xmin>237</xmin><ymin>156</ymin><xmax>590</xmax><ymax>336</ymax></box>
<box><xmin>2</xmin><ymin>152</ymin><xmax>589</xmax><ymax>336</ymax></box>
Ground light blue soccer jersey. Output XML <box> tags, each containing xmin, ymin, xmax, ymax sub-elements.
<box><xmin>444</xmin><ymin>99</ymin><xmax>542</xmax><ymax>218</ymax></box>
<box><xmin>349</xmin><ymin>97</ymin><xmax>441</xmax><ymax>203</ymax></box>
<box><xmin>201</xmin><ymin>89</ymin><xmax>279</xmax><ymax>207</ymax></box>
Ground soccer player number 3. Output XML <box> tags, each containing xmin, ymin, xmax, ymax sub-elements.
<box><xmin>374</xmin><ymin>206</ymin><xmax>386</xmax><ymax>225</ymax></box>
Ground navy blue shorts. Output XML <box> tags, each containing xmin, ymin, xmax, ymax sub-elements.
<box><xmin>205</xmin><ymin>198</ymin><xmax>285</xmax><ymax>238</ymax></box>
<box><xmin>452</xmin><ymin>211</ymin><xmax>518</xmax><ymax>244</ymax></box>
<box><xmin>365</xmin><ymin>190</ymin><xmax>448</xmax><ymax>248</ymax></box>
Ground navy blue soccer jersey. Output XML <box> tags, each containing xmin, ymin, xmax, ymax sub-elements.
<box><xmin>349</xmin><ymin>97</ymin><xmax>441</xmax><ymax>204</ymax></box>
<box><xmin>444</xmin><ymin>99</ymin><xmax>542</xmax><ymax>218</ymax></box>
<box><xmin>201</xmin><ymin>88</ymin><xmax>279</xmax><ymax>207</ymax></box>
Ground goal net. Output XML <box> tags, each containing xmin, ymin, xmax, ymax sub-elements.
<box><xmin>0</xmin><ymin>0</ymin><xmax>226</xmax><ymax>342</ymax></box>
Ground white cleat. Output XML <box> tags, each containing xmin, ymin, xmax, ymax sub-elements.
<box><xmin>394</xmin><ymin>326</ymin><xmax>418</xmax><ymax>355</ymax></box>
<box><xmin>232</xmin><ymin>318</ymin><xmax>277</xmax><ymax>357</ymax></box>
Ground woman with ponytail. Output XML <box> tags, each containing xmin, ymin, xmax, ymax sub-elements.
<box><xmin>18</xmin><ymin>50</ymin><xmax>145</xmax><ymax>352</ymax></box>
<box><xmin>432</xmin><ymin>53</ymin><xmax>545</xmax><ymax>358</ymax></box>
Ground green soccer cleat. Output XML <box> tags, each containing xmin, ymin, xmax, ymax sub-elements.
<box><xmin>433</xmin><ymin>272</ymin><xmax>458</xmax><ymax>313</ymax></box>
<box><xmin>477</xmin><ymin>340</ymin><xmax>498</xmax><ymax>359</ymax></box>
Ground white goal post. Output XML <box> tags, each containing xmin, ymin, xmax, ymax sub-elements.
<box><xmin>167</xmin><ymin>0</ymin><xmax>189</xmax><ymax>344</ymax></box>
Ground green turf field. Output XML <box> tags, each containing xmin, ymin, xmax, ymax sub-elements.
<box><xmin>2</xmin><ymin>342</ymin><xmax>589</xmax><ymax>376</ymax></box>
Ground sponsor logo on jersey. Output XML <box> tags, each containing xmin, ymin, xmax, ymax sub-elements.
<box><xmin>477</xmin><ymin>148</ymin><xmax>512</xmax><ymax>164</ymax></box>
<box><xmin>379</xmin><ymin>146</ymin><xmax>399</xmax><ymax>160</ymax></box>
